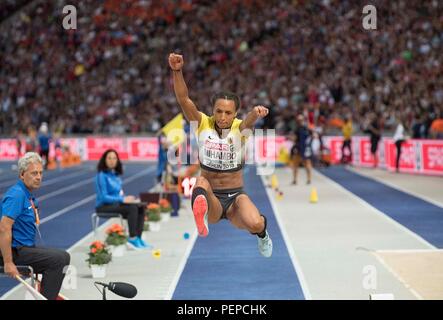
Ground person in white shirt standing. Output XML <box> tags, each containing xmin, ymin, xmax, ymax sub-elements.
<box><xmin>393</xmin><ymin>117</ymin><xmax>407</xmax><ymax>173</ymax></box>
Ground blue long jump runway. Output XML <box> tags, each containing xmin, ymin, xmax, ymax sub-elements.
<box><xmin>173</xmin><ymin>166</ymin><xmax>305</xmax><ymax>300</ymax></box>
<box><xmin>319</xmin><ymin>166</ymin><xmax>443</xmax><ymax>248</ymax></box>
<box><xmin>0</xmin><ymin>162</ymin><xmax>156</xmax><ymax>297</ymax></box>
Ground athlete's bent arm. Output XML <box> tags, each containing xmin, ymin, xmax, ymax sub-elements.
<box><xmin>239</xmin><ymin>105</ymin><xmax>269</xmax><ymax>131</ymax></box>
<box><xmin>0</xmin><ymin>216</ymin><xmax>19</xmax><ymax>278</ymax></box>
<box><xmin>168</xmin><ymin>53</ymin><xmax>202</xmax><ymax>125</ymax></box>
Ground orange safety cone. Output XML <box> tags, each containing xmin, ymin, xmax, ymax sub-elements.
<box><xmin>73</xmin><ymin>154</ymin><xmax>81</xmax><ymax>165</ymax></box>
<box><xmin>60</xmin><ymin>155</ymin><xmax>68</xmax><ymax>168</ymax></box>
<box><xmin>46</xmin><ymin>158</ymin><xmax>57</xmax><ymax>170</ymax></box>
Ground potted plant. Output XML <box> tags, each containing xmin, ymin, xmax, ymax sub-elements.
<box><xmin>105</xmin><ymin>224</ymin><xmax>127</xmax><ymax>257</ymax></box>
<box><xmin>143</xmin><ymin>215</ymin><xmax>150</xmax><ymax>231</ymax></box>
<box><xmin>146</xmin><ymin>203</ymin><xmax>161</xmax><ymax>232</ymax></box>
<box><xmin>142</xmin><ymin>215</ymin><xmax>150</xmax><ymax>242</ymax></box>
<box><xmin>86</xmin><ymin>241</ymin><xmax>112</xmax><ymax>278</ymax></box>
<box><xmin>159</xmin><ymin>198</ymin><xmax>172</xmax><ymax>222</ymax></box>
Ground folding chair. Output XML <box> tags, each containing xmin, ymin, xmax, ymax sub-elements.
<box><xmin>0</xmin><ymin>265</ymin><xmax>35</xmax><ymax>287</ymax></box>
<box><xmin>0</xmin><ymin>265</ymin><xmax>44</xmax><ymax>299</ymax></box>
<box><xmin>31</xmin><ymin>273</ymin><xmax>69</xmax><ymax>300</ymax></box>
<box><xmin>91</xmin><ymin>212</ymin><xmax>126</xmax><ymax>235</ymax></box>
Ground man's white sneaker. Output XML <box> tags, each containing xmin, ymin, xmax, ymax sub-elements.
<box><xmin>258</xmin><ymin>231</ymin><xmax>273</xmax><ymax>258</ymax></box>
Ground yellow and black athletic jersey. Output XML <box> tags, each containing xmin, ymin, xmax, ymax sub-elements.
<box><xmin>196</xmin><ymin>112</ymin><xmax>247</xmax><ymax>172</ymax></box>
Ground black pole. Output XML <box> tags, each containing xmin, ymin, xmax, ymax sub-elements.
<box><xmin>102</xmin><ymin>287</ymin><xmax>107</xmax><ymax>300</ymax></box>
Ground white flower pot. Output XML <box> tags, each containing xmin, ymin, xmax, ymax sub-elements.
<box><xmin>149</xmin><ymin>221</ymin><xmax>161</xmax><ymax>232</ymax></box>
<box><xmin>90</xmin><ymin>264</ymin><xmax>107</xmax><ymax>279</ymax></box>
<box><xmin>161</xmin><ymin>212</ymin><xmax>171</xmax><ymax>222</ymax></box>
<box><xmin>111</xmin><ymin>244</ymin><xmax>126</xmax><ymax>257</ymax></box>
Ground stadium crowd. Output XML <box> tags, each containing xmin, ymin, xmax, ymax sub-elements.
<box><xmin>0</xmin><ymin>0</ymin><xmax>442</xmax><ymax>138</ymax></box>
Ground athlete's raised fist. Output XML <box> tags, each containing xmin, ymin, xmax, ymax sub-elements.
<box><xmin>169</xmin><ymin>53</ymin><xmax>184</xmax><ymax>71</ymax></box>
<box><xmin>253</xmin><ymin>105</ymin><xmax>269</xmax><ymax>118</ymax></box>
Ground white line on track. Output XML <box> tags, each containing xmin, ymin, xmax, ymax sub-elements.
<box><xmin>39</xmin><ymin>167</ymin><xmax>155</xmax><ymax>224</ymax></box>
<box><xmin>315</xmin><ymin>169</ymin><xmax>436</xmax><ymax>250</ymax></box>
<box><xmin>376</xmin><ymin>249</ymin><xmax>443</xmax><ymax>253</ymax></box>
<box><xmin>0</xmin><ymin>168</ymin><xmax>91</xmax><ymax>196</ymax></box>
<box><xmin>260</xmin><ymin>173</ymin><xmax>312</xmax><ymax>300</ymax></box>
<box><xmin>164</xmin><ymin>230</ymin><xmax>198</xmax><ymax>300</ymax></box>
<box><xmin>0</xmin><ymin>167</ymin><xmax>87</xmax><ymax>187</ymax></box>
<box><xmin>347</xmin><ymin>166</ymin><xmax>443</xmax><ymax>209</ymax></box>
<box><xmin>37</xmin><ymin>178</ymin><xmax>94</xmax><ymax>201</ymax></box>
<box><xmin>372</xmin><ymin>252</ymin><xmax>424</xmax><ymax>300</ymax></box>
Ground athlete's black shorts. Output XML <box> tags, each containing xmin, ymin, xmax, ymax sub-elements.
<box><xmin>213</xmin><ymin>187</ymin><xmax>245</xmax><ymax>220</ymax></box>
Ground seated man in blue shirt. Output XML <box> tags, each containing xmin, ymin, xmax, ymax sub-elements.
<box><xmin>0</xmin><ymin>152</ymin><xmax>70</xmax><ymax>300</ymax></box>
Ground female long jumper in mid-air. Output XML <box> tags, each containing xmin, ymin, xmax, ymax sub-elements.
<box><xmin>168</xmin><ymin>52</ymin><xmax>272</xmax><ymax>257</ymax></box>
